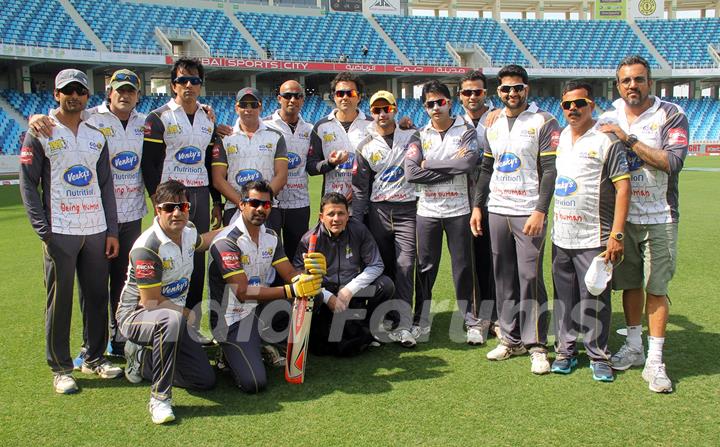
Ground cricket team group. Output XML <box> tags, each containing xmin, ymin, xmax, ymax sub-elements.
<box><xmin>19</xmin><ymin>54</ymin><xmax>687</xmax><ymax>424</ymax></box>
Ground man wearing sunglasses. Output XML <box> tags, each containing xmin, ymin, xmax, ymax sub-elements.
<box><xmin>142</xmin><ymin>58</ymin><xmax>222</xmax><ymax>340</ymax></box>
<box><xmin>207</xmin><ymin>180</ymin><xmax>325</xmax><ymax>393</ymax></box>
<box><xmin>20</xmin><ymin>69</ymin><xmax>121</xmax><ymax>394</ymax></box>
<box><xmin>352</xmin><ymin>91</ymin><xmax>420</xmax><ymax>348</ymax></box>
<box><xmin>472</xmin><ymin>64</ymin><xmax>560</xmax><ymax>374</ymax></box>
<box><xmin>460</xmin><ymin>70</ymin><xmax>498</xmax><ymax>346</ymax></box>
<box><xmin>211</xmin><ymin>87</ymin><xmax>288</xmax><ymax>228</ymax></box>
<box><xmin>405</xmin><ymin>80</ymin><xmax>482</xmax><ymax>344</ymax></box>
<box><xmin>597</xmin><ymin>55</ymin><xmax>688</xmax><ymax>393</ymax></box>
<box><xmin>117</xmin><ymin>180</ymin><xmax>221</xmax><ymax>424</ymax></box>
<box><xmin>264</xmin><ymin>80</ymin><xmax>314</xmax><ymax>261</ymax></box>
<box><xmin>551</xmin><ymin>81</ymin><xmax>630</xmax><ymax>382</ymax></box>
<box><xmin>307</xmin><ymin>72</ymin><xmax>372</xmax><ymax>206</ymax></box>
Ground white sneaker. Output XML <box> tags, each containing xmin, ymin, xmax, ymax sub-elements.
<box><xmin>530</xmin><ymin>351</ymin><xmax>550</xmax><ymax>375</ymax></box>
<box><xmin>466</xmin><ymin>320</ymin><xmax>491</xmax><ymax>345</ymax></box>
<box><xmin>611</xmin><ymin>343</ymin><xmax>646</xmax><ymax>371</ymax></box>
<box><xmin>53</xmin><ymin>374</ymin><xmax>78</xmax><ymax>394</ymax></box>
<box><xmin>486</xmin><ymin>343</ymin><xmax>527</xmax><ymax>361</ymax></box>
<box><xmin>642</xmin><ymin>361</ymin><xmax>673</xmax><ymax>393</ymax></box>
<box><xmin>81</xmin><ymin>360</ymin><xmax>123</xmax><ymax>379</ymax></box>
<box><xmin>149</xmin><ymin>397</ymin><xmax>175</xmax><ymax>424</ymax></box>
<box><xmin>410</xmin><ymin>325</ymin><xmax>431</xmax><ymax>341</ymax></box>
<box><xmin>389</xmin><ymin>329</ymin><xmax>416</xmax><ymax>348</ymax></box>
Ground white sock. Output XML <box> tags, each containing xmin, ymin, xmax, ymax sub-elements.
<box><xmin>647</xmin><ymin>336</ymin><xmax>664</xmax><ymax>364</ymax></box>
<box><xmin>626</xmin><ymin>325</ymin><xmax>643</xmax><ymax>350</ymax></box>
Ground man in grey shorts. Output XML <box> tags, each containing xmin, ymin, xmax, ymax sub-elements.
<box><xmin>598</xmin><ymin>55</ymin><xmax>688</xmax><ymax>393</ymax></box>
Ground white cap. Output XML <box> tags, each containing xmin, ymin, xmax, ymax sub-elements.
<box><xmin>584</xmin><ymin>254</ymin><xmax>613</xmax><ymax>296</ymax></box>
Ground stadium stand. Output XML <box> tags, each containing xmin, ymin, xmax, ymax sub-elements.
<box><xmin>374</xmin><ymin>15</ymin><xmax>527</xmax><ymax>66</ymax></box>
<box><xmin>636</xmin><ymin>18</ymin><xmax>720</xmax><ymax>67</ymax></box>
<box><xmin>0</xmin><ymin>109</ymin><xmax>23</xmax><ymax>155</ymax></box>
<box><xmin>69</xmin><ymin>0</ymin><xmax>257</xmax><ymax>57</ymax></box>
<box><xmin>0</xmin><ymin>0</ymin><xmax>94</xmax><ymax>50</ymax></box>
<box><xmin>236</xmin><ymin>12</ymin><xmax>400</xmax><ymax>63</ymax></box>
<box><xmin>507</xmin><ymin>19</ymin><xmax>660</xmax><ymax>68</ymax></box>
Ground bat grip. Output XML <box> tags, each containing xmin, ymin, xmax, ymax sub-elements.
<box><xmin>308</xmin><ymin>234</ymin><xmax>318</xmax><ymax>254</ymax></box>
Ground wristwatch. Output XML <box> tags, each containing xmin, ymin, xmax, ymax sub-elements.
<box><xmin>625</xmin><ymin>134</ymin><xmax>638</xmax><ymax>149</ymax></box>
<box><xmin>610</xmin><ymin>232</ymin><xmax>624</xmax><ymax>241</ymax></box>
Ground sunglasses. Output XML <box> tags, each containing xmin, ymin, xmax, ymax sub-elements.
<box><xmin>279</xmin><ymin>92</ymin><xmax>304</xmax><ymax>100</ymax></box>
<box><xmin>561</xmin><ymin>98</ymin><xmax>594</xmax><ymax>110</ymax></box>
<box><xmin>460</xmin><ymin>89</ymin><xmax>486</xmax><ymax>97</ymax></box>
<box><xmin>111</xmin><ymin>72</ymin><xmax>139</xmax><ymax>87</ymax></box>
<box><xmin>59</xmin><ymin>84</ymin><xmax>89</xmax><ymax>96</ymax></box>
<box><xmin>242</xmin><ymin>198</ymin><xmax>272</xmax><ymax>209</ymax></box>
<box><xmin>173</xmin><ymin>76</ymin><xmax>203</xmax><ymax>86</ymax></box>
<box><xmin>370</xmin><ymin>105</ymin><xmax>397</xmax><ymax>114</ymax></box>
<box><xmin>157</xmin><ymin>202</ymin><xmax>191</xmax><ymax>213</ymax></box>
<box><xmin>335</xmin><ymin>89</ymin><xmax>359</xmax><ymax>98</ymax></box>
<box><xmin>424</xmin><ymin>98</ymin><xmax>448</xmax><ymax>109</ymax></box>
<box><xmin>498</xmin><ymin>83</ymin><xmax>527</xmax><ymax>94</ymax></box>
<box><xmin>238</xmin><ymin>101</ymin><xmax>261</xmax><ymax>109</ymax></box>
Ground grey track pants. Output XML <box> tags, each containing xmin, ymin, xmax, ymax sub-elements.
<box><xmin>187</xmin><ymin>186</ymin><xmax>210</xmax><ymax>319</ymax></box>
<box><xmin>219</xmin><ymin>316</ymin><xmax>267</xmax><ymax>393</ymax></box>
<box><xmin>552</xmin><ymin>245</ymin><xmax>612</xmax><ymax>362</ymax></box>
<box><xmin>107</xmin><ymin>219</ymin><xmax>142</xmax><ymax>348</ymax></box>
<box><xmin>415</xmin><ymin>213</ymin><xmax>479</xmax><ymax>328</ymax></box>
<box><xmin>369</xmin><ymin>201</ymin><xmax>416</xmax><ymax>330</ymax></box>
<box><xmin>43</xmin><ymin>232</ymin><xmax>109</xmax><ymax>374</ymax></box>
<box><xmin>474</xmin><ymin>206</ymin><xmax>497</xmax><ymax>322</ymax></box>
<box><xmin>121</xmin><ymin>307</ymin><xmax>215</xmax><ymax>400</ymax></box>
<box><xmin>488</xmin><ymin>213</ymin><xmax>549</xmax><ymax>351</ymax></box>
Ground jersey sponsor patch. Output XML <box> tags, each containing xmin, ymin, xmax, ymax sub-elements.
<box><xmin>550</xmin><ymin>130</ymin><xmax>561</xmax><ymax>149</ymax></box>
<box><xmin>555</xmin><ymin>176</ymin><xmax>578</xmax><ymax>197</ymax></box>
<box><xmin>668</xmin><ymin>128</ymin><xmax>688</xmax><ymax>146</ymax></box>
<box><xmin>379</xmin><ymin>166</ymin><xmax>404</xmax><ymax>183</ymax></box>
<box><xmin>175</xmin><ymin>146</ymin><xmax>202</xmax><ymax>164</ymax></box>
<box><xmin>496</xmin><ymin>153</ymin><xmax>521</xmax><ymax>173</ymax></box>
<box><xmin>287</xmin><ymin>152</ymin><xmax>301</xmax><ymax>169</ymax></box>
<box><xmin>111</xmin><ymin>151</ymin><xmax>139</xmax><ymax>171</ymax></box>
<box><xmin>63</xmin><ymin>165</ymin><xmax>93</xmax><ymax>187</ymax></box>
<box><xmin>135</xmin><ymin>259</ymin><xmax>156</xmax><ymax>279</ymax></box>
<box><xmin>162</xmin><ymin>278</ymin><xmax>189</xmax><ymax>298</ymax></box>
<box><xmin>220</xmin><ymin>251</ymin><xmax>241</xmax><ymax>270</ymax></box>
<box><xmin>20</xmin><ymin>146</ymin><xmax>33</xmax><ymax>165</ymax></box>
<box><xmin>212</xmin><ymin>143</ymin><xmax>221</xmax><ymax>159</ymax></box>
<box><xmin>235</xmin><ymin>169</ymin><xmax>262</xmax><ymax>186</ymax></box>
<box><xmin>405</xmin><ymin>143</ymin><xmax>419</xmax><ymax>159</ymax></box>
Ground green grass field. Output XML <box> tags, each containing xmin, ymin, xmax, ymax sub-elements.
<box><xmin>1</xmin><ymin>158</ymin><xmax>719</xmax><ymax>446</ymax></box>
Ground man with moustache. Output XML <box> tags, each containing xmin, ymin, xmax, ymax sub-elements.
<box><xmin>598</xmin><ymin>55</ymin><xmax>689</xmax><ymax>393</ymax></box>
<box><xmin>405</xmin><ymin>80</ymin><xmax>482</xmax><ymax>344</ymax></box>
<box><xmin>473</xmin><ymin>64</ymin><xmax>560</xmax><ymax>374</ymax></box>
<box><xmin>264</xmin><ymin>80</ymin><xmax>314</xmax><ymax>259</ymax></box>
<box><xmin>307</xmin><ymin>72</ymin><xmax>371</xmax><ymax>205</ymax></box>
<box><xmin>353</xmin><ymin>91</ymin><xmax>419</xmax><ymax>347</ymax></box>
<box><xmin>210</xmin><ymin>87</ymin><xmax>288</xmax><ymax>228</ymax></box>
<box><xmin>551</xmin><ymin>80</ymin><xmax>630</xmax><ymax>382</ymax></box>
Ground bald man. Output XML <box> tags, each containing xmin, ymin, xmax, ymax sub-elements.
<box><xmin>264</xmin><ymin>80</ymin><xmax>314</xmax><ymax>259</ymax></box>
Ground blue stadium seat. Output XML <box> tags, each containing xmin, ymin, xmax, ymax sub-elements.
<box><xmin>637</xmin><ymin>18</ymin><xmax>720</xmax><ymax>67</ymax></box>
<box><xmin>0</xmin><ymin>0</ymin><xmax>93</xmax><ymax>50</ymax></box>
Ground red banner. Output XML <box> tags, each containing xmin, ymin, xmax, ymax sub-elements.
<box><xmin>706</xmin><ymin>144</ymin><xmax>720</xmax><ymax>154</ymax></box>
<box><xmin>165</xmin><ymin>56</ymin><xmax>472</xmax><ymax>75</ymax></box>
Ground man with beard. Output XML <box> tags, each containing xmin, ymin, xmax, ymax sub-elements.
<box><xmin>598</xmin><ymin>55</ymin><xmax>688</xmax><ymax>393</ymax></box>
<box><xmin>473</xmin><ymin>65</ymin><xmax>560</xmax><ymax>375</ymax></box>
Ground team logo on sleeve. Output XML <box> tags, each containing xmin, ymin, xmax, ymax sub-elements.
<box><xmin>379</xmin><ymin>166</ymin><xmax>404</xmax><ymax>183</ymax></box>
<box><xmin>135</xmin><ymin>260</ymin><xmax>156</xmax><ymax>279</ymax></box>
<box><xmin>175</xmin><ymin>146</ymin><xmax>202</xmax><ymax>164</ymax></box>
<box><xmin>287</xmin><ymin>152</ymin><xmax>301</xmax><ymax>169</ymax></box>
<box><xmin>143</xmin><ymin>122</ymin><xmax>153</xmax><ymax>136</ymax></box>
<box><xmin>112</xmin><ymin>151</ymin><xmax>139</xmax><ymax>171</ymax></box>
<box><xmin>668</xmin><ymin>128</ymin><xmax>688</xmax><ymax>146</ymax></box>
<box><xmin>212</xmin><ymin>143</ymin><xmax>221</xmax><ymax>159</ymax></box>
<box><xmin>220</xmin><ymin>251</ymin><xmax>241</xmax><ymax>270</ymax></box>
<box><xmin>496</xmin><ymin>153</ymin><xmax>521</xmax><ymax>173</ymax></box>
<box><xmin>555</xmin><ymin>176</ymin><xmax>578</xmax><ymax>197</ymax></box>
<box><xmin>162</xmin><ymin>278</ymin><xmax>189</xmax><ymax>298</ymax></box>
<box><xmin>63</xmin><ymin>165</ymin><xmax>93</xmax><ymax>187</ymax></box>
<box><xmin>235</xmin><ymin>169</ymin><xmax>262</xmax><ymax>186</ymax></box>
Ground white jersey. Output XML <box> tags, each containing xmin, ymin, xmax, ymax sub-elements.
<box><xmin>415</xmin><ymin>116</ymin><xmax>478</xmax><ymax>218</ymax></box>
<box><xmin>117</xmin><ymin>219</ymin><xmax>201</xmax><ymax>324</ymax></box>
<box><xmin>463</xmin><ymin>103</ymin><xmax>494</xmax><ymax>205</ymax></box>
<box><xmin>212</xmin><ymin>120</ymin><xmax>287</xmax><ymax>210</ymax></box>
<box><xmin>597</xmin><ymin>97</ymin><xmax>689</xmax><ymax>224</ymax></box>
<box><xmin>208</xmin><ymin>216</ymin><xmax>287</xmax><ymax>327</ymax></box>
<box><xmin>484</xmin><ymin>102</ymin><xmax>560</xmax><ymax>216</ymax></box>
<box><xmin>308</xmin><ymin>109</ymin><xmax>372</xmax><ymax>198</ymax></box>
<box><xmin>264</xmin><ymin>111</ymin><xmax>312</xmax><ymax>209</ymax></box>
<box><xmin>144</xmin><ymin>99</ymin><xmax>214</xmax><ymax>187</ymax></box>
<box><xmin>38</xmin><ymin>108</ymin><xmax>109</xmax><ymax>235</ymax></box>
<box><xmin>85</xmin><ymin>102</ymin><xmax>147</xmax><ymax>223</ymax></box>
<box><xmin>552</xmin><ymin>126</ymin><xmax>630</xmax><ymax>249</ymax></box>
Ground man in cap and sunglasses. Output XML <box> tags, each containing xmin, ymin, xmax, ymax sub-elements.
<box><xmin>20</xmin><ymin>68</ymin><xmax>121</xmax><ymax>394</ymax></box>
<box><xmin>352</xmin><ymin>91</ymin><xmax>420</xmax><ymax>348</ymax></box>
<box><xmin>307</xmin><ymin>72</ymin><xmax>371</xmax><ymax>207</ymax></box>
<box><xmin>210</xmin><ymin>87</ymin><xmax>288</xmax><ymax>228</ymax></box>
<box><xmin>405</xmin><ymin>80</ymin><xmax>483</xmax><ymax>344</ymax></box>
<box><xmin>472</xmin><ymin>64</ymin><xmax>560</xmax><ymax>374</ymax></box>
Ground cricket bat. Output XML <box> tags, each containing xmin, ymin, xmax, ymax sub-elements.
<box><xmin>285</xmin><ymin>233</ymin><xmax>317</xmax><ymax>384</ymax></box>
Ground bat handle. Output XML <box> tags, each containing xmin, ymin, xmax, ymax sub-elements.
<box><xmin>308</xmin><ymin>234</ymin><xmax>318</xmax><ymax>254</ymax></box>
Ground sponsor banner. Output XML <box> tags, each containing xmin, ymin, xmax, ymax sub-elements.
<box><xmin>629</xmin><ymin>0</ymin><xmax>663</xmax><ymax>20</ymax></box>
<box><xmin>707</xmin><ymin>144</ymin><xmax>720</xmax><ymax>154</ymax></box>
<box><xmin>595</xmin><ymin>0</ymin><xmax>627</xmax><ymax>20</ymax></box>
<box><xmin>363</xmin><ymin>0</ymin><xmax>401</xmax><ymax>15</ymax></box>
<box><xmin>0</xmin><ymin>44</ymin><xmax>165</xmax><ymax>65</ymax></box>
<box><xmin>687</xmin><ymin>142</ymin><xmax>720</xmax><ymax>156</ymax></box>
<box><xmin>169</xmin><ymin>56</ymin><xmax>470</xmax><ymax>75</ymax></box>
<box><xmin>330</xmin><ymin>0</ymin><xmax>362</xmax><ymax>12</ymax></box>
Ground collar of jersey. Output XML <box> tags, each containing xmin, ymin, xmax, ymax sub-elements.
<box><xmin>232</xmin><ymin>118</ymin><xmax>268</xmax><ymax>135</ymax></box>
<box><xmin>270</xmin><ymin>110</ymin><xmax>307</xmax><ymax>130</ymax></box>
<box><xmin>612</xmin><ymin>95</ymin><xmax>660</xmax><ymax>120</ymax></box>
<box><xmin>464</xmin><ymin>101</ymin><xmax>494</xmax><ymax>127</ymax></box>
<box><xmin>151</xmin><ymin>216</ymin><xmax>192</xmax><ymax>247</ymax></box>
<box><xmin>328</xmin><ymin>109</ymin><xmax>366</xmax><ymax>124</ymax></box>
<box><xmin>168</xmin><ymin>98</ymin><xmax>203</xmax><ymax>114</ymax></box>
<box><xmin>97</xmin><ymin>101</ymin><xmax>138</xmax><ymax>121</ymax></box>
<box><xmin>422</xmin><ymin>115</ymin><xmax>465</xmax><ymax>134</ymax></box>
<box><xmin>502</xmin><ymin>101</ymin><xmax>539</xmax><ymax>118</ymax></box>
